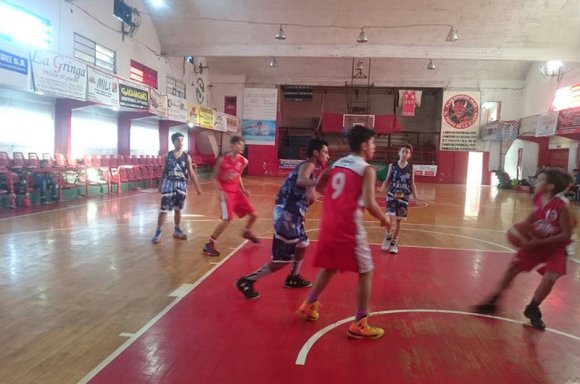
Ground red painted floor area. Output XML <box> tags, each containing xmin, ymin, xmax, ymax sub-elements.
<box><xmin>88</xmin><ymin>241</ymin><xmax>580</xmax><ymax>384</ymax></box>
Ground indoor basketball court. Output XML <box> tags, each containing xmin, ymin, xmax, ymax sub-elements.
<box><xmin>82</xmin><ymin>238</ymin><xmax>580</xmax><ymax>384</ymax></box>
<box><xmin>2</xmin><ymin>178</ymin><xmax>580</xmax><ymax>384</ymax></box>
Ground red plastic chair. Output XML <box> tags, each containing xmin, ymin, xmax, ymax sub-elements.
<box><xmin>12</xmin><ymin>152</ymin><xmax>26</xmax><ymax>170</ymax></box>
<box><xmin>28</xmin><ymin>153</ymin><xmax>41</xmax><ymax>169</ymax></box>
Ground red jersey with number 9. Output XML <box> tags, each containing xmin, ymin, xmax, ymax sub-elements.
<box><xmin>217</xmin><ymin>154</ymin><xmax>247</xmax><ymax>192</ymax></box>
<box><xmin>314</xmin><ymin>154</ymin><xmax>369</xmax><ymax>272</ymax></box>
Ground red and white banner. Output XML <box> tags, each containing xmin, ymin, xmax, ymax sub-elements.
<box><xmin>414</xmin><ymin>165</ymin><xmax>437</xmax><ymax>177</ymax></box>
<box><xmin>401</xmin><ymin>91</ymin><xmax>416</xmax><ymax>116</ymax></box>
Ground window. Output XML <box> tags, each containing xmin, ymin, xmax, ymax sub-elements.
<box><xmin>0</xmin><ymin>89</ymin><xmax>55</xmax><ymax>155</ymax></box>
<box><xmin>130</xmin><ymin>60</ymin><xmax>157</xmax><ymax>89</ymax></box>
<box><xmin>131</xmin><ymin>120</ymin><xmax>160</xmax><ymax>156</ymax></box>
<box><xmin>0</xmin><ymin>0</ymin><xmax>52</xmax><ymax>48</ymax></box>
<box><xmin>167</xmin><ymin>76</ymin><xmax>186</xmax><ymax>99</ymax></box>
<box><xmin>71</xmin><ymin>109</ymin><xmax>117</xmax><ymax>158</ymax></box>
<box><xmin>74</xmin><ymin>33</ymin><xmax>116</xmax><ymax>73</ymax></box>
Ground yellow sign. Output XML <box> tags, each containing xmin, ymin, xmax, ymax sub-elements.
<box><xmin>187</xmin><ymin>103</ymin><xmax>199</xmax><ymax>125</ymax></box>
<box><xmin>198</xmin><ymin>106</ymin><xmax>214</xmax><ymax>129</ymax></box>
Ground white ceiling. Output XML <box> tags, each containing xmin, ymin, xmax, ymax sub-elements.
<box><xmin>143</xmin><ymin>0</ymin><xmax>580</xmax><ymax>87</ymax></box>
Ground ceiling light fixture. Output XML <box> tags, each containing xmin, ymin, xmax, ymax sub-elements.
<box><xmin>446</xmin><ymin>26</ymin><xmax>459</xmax><ymax>42</ymax></box>
<box><xmin>268</xmin><ymin>57</ymin><xmax>278</xmax><ymax>67</ymax></box>
<box><xmin>426</xmin><ymin>59</ymin><xmax>436</xmax><ymax>70</ymax></box>
<box><xmin>275</xmin><ymin>25</ymin><xmax>286</xmax><ymax>40</ymax></box>
<box><xmin>357</xmin><ymin>27</ymin><xmax>368</xmax><ymax>43</ymax></box>
<box><xmin>539</xmin><ymin>60</ymin><xmax>563</xmax><ymax>77</ymax></box>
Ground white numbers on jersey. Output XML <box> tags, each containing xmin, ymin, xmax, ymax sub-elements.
<box><xmin>330</xmin><ymin>172</ymin><xmax>346</xmax><ymax>199</ymax></box>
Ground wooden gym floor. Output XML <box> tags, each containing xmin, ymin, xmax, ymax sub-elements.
<box><xmin>0</xmin><ymin>177</ymin><xmax>579</xmax><ymax>383</ymax></box>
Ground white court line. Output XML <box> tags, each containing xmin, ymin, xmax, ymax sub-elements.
<box><xmin>78</xmin><ymin>240</ymin><xmax>249</xmax><ymax>384</ymax></box>
<box><xmin>295</xmin><ymin>309</ymin><xmax>580</xmax><ymax>366</ymax></box>
<box><xmin>304</xmin><ymin>227</ymin><xmax>514</xmax><ymax>252</ymax></box>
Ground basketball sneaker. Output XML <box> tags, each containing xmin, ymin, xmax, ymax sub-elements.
<box><xmin>173</xmin><ymin>228</ymin><xmax>187</xmax><ymax>240</ymax></box>
<box><xmin>524</xmin><ymin>304</ymin><xmax>546</xmax><ymax>330</ymax></box>
<box><xmin>242</xmin><ymin>230</ymin><xmax>260</xmax><ymax>244</ymax></box>
<box><xmin>381</xmin><ymin>233</ymin><xmax>392</xmax><ymax>251</ymax></box>
<box><xmin>202</xmin><ymin>243</ymin><xmax>220</xmax><ymax>257</ymax></box>
<box><xmin>297</xmin><ymin>300</ymin><xmax>320</xmax><ymax>321</ymax></box>
<box><xmin>235</xmin><ymin>277</ymin><xmax>260</xmax><ymax>299</ymax></box>
<box><xmin>283</xmin><ymin>275</ymin><xmax>312</xmax><ymax>288</ymax></box>
<box><xmin>347</xmin><ymin>316</ymin><xmax>384</xmax><ymax>339</ymax></box>
<box><xmin>389</xmin><ymin>241</ymin><xmax>399</xmax><ymax>254</ymax></box>
<box><xmin>151</xmin><ymin>229</ymin><xmax>162</xmax><ymax>244</ymax></box>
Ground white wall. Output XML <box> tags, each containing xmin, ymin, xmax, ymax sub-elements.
<box><xmin>208</xmin><ymin>75</ymin><xmax>245</xmax><ymax>116</ymax></box>
<box><xmin>2</xmin><ymin>0</ymin><xmax>207</xmax><ymax>107</ymax></box>
<box><xmin>522</xmin><ymin>63</ymin><xmax>580</xmax><ymax>117</ymax></box>
<box><xmin>505</xmin><ymin>139</ymin><xmax>539</xmax><ymax>179</ymax></box>
<box><xmin>479</xmin><ymin>81</ymin><xmax>523</xmax><ymax>121</ymax></box>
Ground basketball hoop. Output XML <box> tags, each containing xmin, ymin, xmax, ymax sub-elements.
<box><xmin>342</xmin><ymin>114</ymin><xmax>375</xmax><ymax>132</ymax></box>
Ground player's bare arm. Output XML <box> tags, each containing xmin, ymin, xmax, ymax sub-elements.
<box><xmin>186</xmin><ymin>155</ymin><xmax>202</xmax><ymax>195</ymax></box>
<box><xmin>212</xmin><ymin>156</ymin><xmax>223</xmax><ymax>191</ymax></box>
<box><xmin>296</xmin><ymin>162</ymin><xmax>317</xmax><ymax>188</ymax></box>
<box><xmin>411</xmin><ymin>168</ymin><xmax>419</xmax><ymax>200</ymax></box>
<box><xmin>363</xmin><ymin>166</ymin><xmax>388</xmax><ymax>228</ymax></box>
<box><xmin>378</xmin><ymin>164</ymin><xmax>392</xmax><ymax>193</ymax></box>
<box><xmin>239</xmin><ymin>176</ymin><xmax>250</xmax><ymax>196</ymax></box>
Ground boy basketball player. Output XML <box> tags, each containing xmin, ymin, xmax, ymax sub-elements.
<box><xmin>297</xmin><ymin>126</ymin><xmax>390</xmax><ymax>340</ymax></box>
<box><xmin>235</xmin><ymin>139</ymin><xmax>330</xmax><ymax>299</ymax></box>
<box><xmin>473</xmin><ymin>168</ymin><xmax>575</xmax><ymax>330</ymax></box>
<box><xmin>151</xmin><ymin>132</ymin><xmax>202</xmax><ymax>243</ymax></box>
<box><xmin>378</xmin><ymin>144</ymin><xmax>418</xmax><ymax>254</ymax></box>
<box><xmin>202</xmin><ymin>136</ymin><xmax>258</xmax><ymax>257</ymax></box>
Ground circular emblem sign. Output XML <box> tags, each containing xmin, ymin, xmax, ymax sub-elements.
<box><xmin>443</xmin><ymin>94</ymin><xmax>479</xmax><ymax>129</ymax></box>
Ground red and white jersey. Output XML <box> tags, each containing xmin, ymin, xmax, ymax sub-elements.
<box><xmin>530</xmin><ymin>192</ymin><xmax>571</xmax><ymax>238</ymax></box>
<box><xmin>314</xmin><ymin>155</ymin><xmax>372</xmax><ymax>272</ymax></box>
<box><xmin>217</xmin><ymin>154</ymin><xmax>247</xmax><ymax>192</ymax></box>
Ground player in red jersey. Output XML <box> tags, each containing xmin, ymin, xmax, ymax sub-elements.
<box><xmin>297</xmin><ymin>125</ymin><xmax>390</xmax><ymax>339</ymax></box>
<box><xmin>473</xmin><ymin>168</ymin><xmax>575</xmax><ymax>330</ymax></box>
<box><xmin>202</xmin><ymin>136</ymin><xmax>258</xmax><ymax>257</ymax></box>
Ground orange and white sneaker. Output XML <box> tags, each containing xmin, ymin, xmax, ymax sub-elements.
<box><xmin>347</xmin><ymin>316</ymin><xmax>384</xmax><ymax>339</ymax></box>
<box><xmin>297</xmin><ymin>300</ymin><xmax>320</xmax><ymax>321</ymax></box>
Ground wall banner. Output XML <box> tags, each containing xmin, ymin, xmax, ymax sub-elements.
<box><xmin>401</xmin><ymin>90</ymin><xmax>416</xmax><ymax>116</ymax></box>
<box><xmin>149</xmin><ymin>88</ymin><xmax>168</xmax><ymax>117</ymax></box>
<box><xmin>557</xmin><ymin>106</ymin><xmax>580</xmax><ymax>134</ymax></box>
<box><xmin>414</xmin><ymin>164</ymin><xmax>438</xmax><ymax>177</ymax></box>
<box><xmin>214</xmin><ymin>112</ymin><xmax>227</xmax><ymax>132</ymax></box>
<box><xmin>87</xmin><ymin>67</ymin><xmax>119</xmax><ymax>107</ymax></box>
<box><xmin>242</xmin><ymin>88</ymin><xmax>278</xmax><ymax>146</ymax></box>
<box><xmin>226</xmin><ymin>116</ymin><xmax>239</xmax><ymax>132</ymax></box>
<box><xmin>440</xmin><ymin>91</ymin><xmax>480</xmax><ymax>151</ymax></box>
<box><xmin>187</xmin><ymin>103</ymin><xmax>199</xmax><ymax>126</ymax></box>
<box><xmin>198</xmin><ymin>106</ymin><xmax>214</xmax><ymax>129</ymax></box>
<box><xmin>0</xmin><ymin>42</ymin><xmax>29</xmax><ymax>90</ymax></box>
<box><xmin>167</xmin><ymin>93</ymin><xmax>187</xmax><ymax>122</ymax></box>
<box><xmin>31</xmin><ymin>50</ymin><xmax>87</xmax><ymax>101</ymax></box>
<box><xmin>118</xmin><ymin>79</ymin><xmax>149</xmax><ymax>110</ymax></box>
<box><xmin>535</xmin><ymin>111</ymin><xmax>558</xmax><ymax>137</ymax></box>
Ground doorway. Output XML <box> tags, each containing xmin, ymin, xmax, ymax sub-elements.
<box><xmin>466</xmin><ymin>151</ymin><xmax>483</xmax><ymax>185</ymax></box>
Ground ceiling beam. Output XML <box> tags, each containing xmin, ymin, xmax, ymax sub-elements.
<box><xmin>163</xmin><ymin>44</ymin><xmax>580</xmax><ymax>62</ymax></box>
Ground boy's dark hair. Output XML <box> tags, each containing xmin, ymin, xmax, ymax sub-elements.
<box><xmin>306</xmin><ymin>139</ymin><xmax>328</xmax><ymax>157</ymax></box>
<box><xmin>347</xmin><ymin>125</ymin><xmax>375</xmax><ymax>152</ymax></box>
<box><xmin>171</xmin><ymin>132</ymin><xmax>184</xmax><ymax>144</ymax></box>
<box><xmin>538</xmin><ymin>168</ymin><xmax>573</xmax><ymax>195</ymax></box>
<box><xmin>401</xmin><ymin>143</ymin><xmax>413</xmax><ymax>153</ymax></box>
<box><xmin>230</xmin><ymin>135</ymin><xmax>244</xmax><ymax>145</ymax></box>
